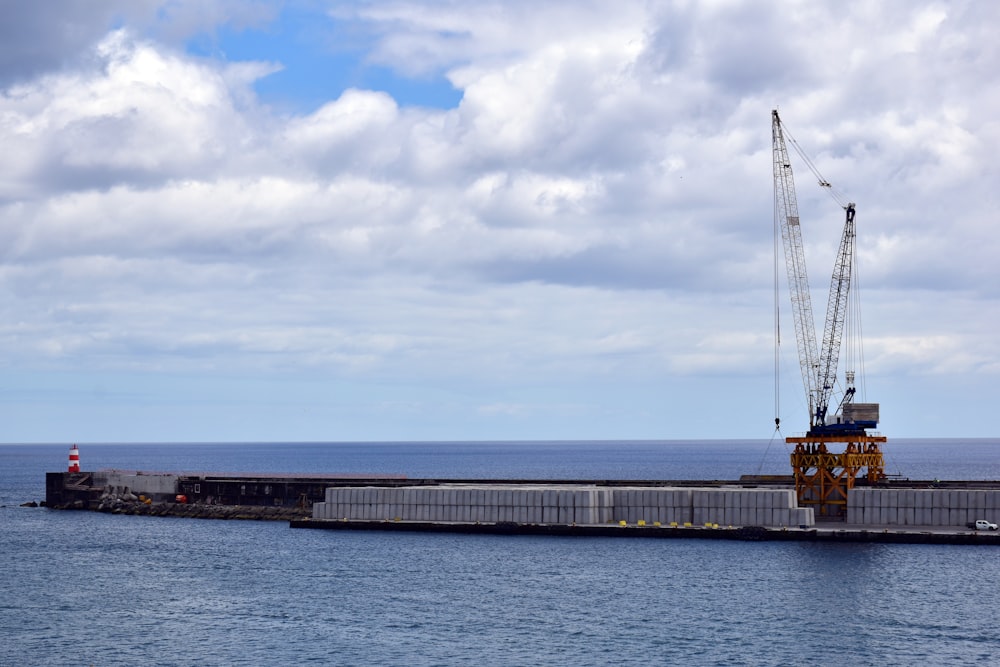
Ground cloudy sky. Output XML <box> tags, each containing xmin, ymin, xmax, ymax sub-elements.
<box><xmin>0</xmin><ymin>0</ymin><xmax>996</xmax><ymax>443</ymax></box>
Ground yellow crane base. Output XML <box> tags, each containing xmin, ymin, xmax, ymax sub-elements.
<box><xmin>788</xmin><ymin>435</ymin><xmax>886</xmax><ymax>519</ymax></box>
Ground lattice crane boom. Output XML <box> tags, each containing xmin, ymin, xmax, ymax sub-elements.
<box><xmin>772</xmin><ymin>110</ymin><xmax>821</xmax><ymax>424</ymax></box>
<box><xmin>816</xmin><ymin>203</ymin><xmax>856</xmax><ymax>425</ymax></box>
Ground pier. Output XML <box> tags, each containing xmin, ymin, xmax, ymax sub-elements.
<box><xmin>44</xmin><ymin>471</ymin><xmax>1000</xmax><ymax>544</ymax></box>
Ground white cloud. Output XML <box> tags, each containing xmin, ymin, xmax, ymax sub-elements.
<box><xmin>0</xmin><ymin>1</ymin><xmax>997</xmax><ymax>440</ymax></box>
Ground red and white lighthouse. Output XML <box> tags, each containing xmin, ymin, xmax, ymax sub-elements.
<box><xmin>68</xmin><ymin>444</ymin><xmax>80</xmax><ymax>473</ymax></box>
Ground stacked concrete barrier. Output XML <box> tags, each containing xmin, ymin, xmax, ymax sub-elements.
<box><xmin>314</xmin><ymin>485</ymin><xmax>613</xmax><ymax>525</ymax></box>
<box><xmin>688</xmin><ymin>488</ymin><xmax>809</xmax><ymax>527</ymax></box>
<box><xmin>611</xmin><ymin>488</ymin><xmax>692</xmax><ymax>525</ymax></box>
<box><xmin>312</xmin><ymin>485</ymin><xmax>815</xmax><ymax>528</ymax></box>
<box><xmin>847</xmin><ymin>489</ymin><xmax>1000</xmax><ymax>526</ymax></box>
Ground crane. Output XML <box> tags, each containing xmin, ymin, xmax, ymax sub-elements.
<box><xmin>771</xmin><ymin>109</ymin><xmax>885</xmax><ymax>519</ymax></box>
<box><xmin>771</xmin><ymin>109</ymin><xmax>876</xmax><ymax>437</ymax></box>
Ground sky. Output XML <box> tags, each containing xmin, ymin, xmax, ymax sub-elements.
<box><xmin>0</xmin><ymin>0</ymin><xmax>997</xmax><ymax>443</ymax></box>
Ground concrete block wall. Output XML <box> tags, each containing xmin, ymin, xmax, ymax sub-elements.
<box><xmin>314</xmin><ymin>485</ymin><xmax>612</xmax><ymax>525</ymax></box>
<box><xmin>610</xmin><ymin>488</ymin><xmax>692</xmax><ymax>525</ymax></box>
<box><xmin>847</xmin><ymin>489</ymin><xmax>1000</xmax><ymax>526</ymax></box>
<box><xmin>688</xmin><ymin>489</ymin><xmax>806</xmax><ymax>528</ymax></box>
<box><xmin>312</xmin><ymin>485</ymin><xmax>815</xmax><ymax>528</ymax></box>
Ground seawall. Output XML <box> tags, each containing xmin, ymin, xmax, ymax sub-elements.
<box><xmin>44</xmin><ymin>472</ymin><xmax>1000</xmax><ymax>543</ymax></box>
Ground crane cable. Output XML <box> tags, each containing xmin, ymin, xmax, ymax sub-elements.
<box><xmin>781</xmin><ymin>122</ymin><xmax>849</xmax><ymax>210</ymax></box>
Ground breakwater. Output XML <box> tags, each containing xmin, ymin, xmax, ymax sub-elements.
<box><xmin>45</xmin><ymin>471</ymin><xmax>1000</xmax><ymax>543</ymax></box>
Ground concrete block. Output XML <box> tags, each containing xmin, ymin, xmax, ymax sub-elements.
<box><xmin>954</xmin><ymin>490</ymin><xmax>967</xmax><ymax>511</ymax></box>
<box><xmin>556</xmin><ymin>506</ymin><xmax>569</xmax><ymax>524</ymax></box>
<box><xmin>539</xmin><ymin>505</ymin><xmax>555</xmax><ymax>524</ymax></box>
<box><xmin>541</xmin><ymin>489</ymin><xmax>555</xmax><ymax>508</ymax></box>
<box><xmin>692</xmin><ymin>490</ymin><xmax>709</xmax><ymax>510</ymax></box>
<box><xmin>719</xmin><ymin>491</ymin><xmax>730</xmax><ymax>510</ymax></box>
<box><xmin>986</xmin><ymin>491</ymin><xmax>1000</xmax><ymax>510</ymax></box>
<box><xmin>759</xmin><ymin>492</ymin><xmax>773</xmax><ymax>510</ymax></box>
<box><xmin>710</xmin><ymin>490</ymin><xmax>725</xmax><ymax>509</ymax></box>
<box><xmin>971</xmin><ymin>491</ymin><xmax>985</xmax><ymax>510</ymax></box>
<box><xmin>925</xmin><ymin>490</ymin><xmax>940</xmax><ymax>510</ymax></box>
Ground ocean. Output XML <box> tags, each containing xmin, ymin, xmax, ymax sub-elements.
<box><xmin>2</xmin><ymin>439</ymin><xmax>1000</xmax><ymax>666</ymax></box>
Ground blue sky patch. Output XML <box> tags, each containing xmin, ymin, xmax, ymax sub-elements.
<box><xmin>185</xmin><ymin>5</ymin><xmax>462</xmax><ymax>113</ymax></box>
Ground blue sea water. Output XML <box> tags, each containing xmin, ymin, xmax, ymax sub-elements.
<box><xmin>2</xmin><ymin>439</ymin><xmax>1000</xmax><ymax>666</ymax></box>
